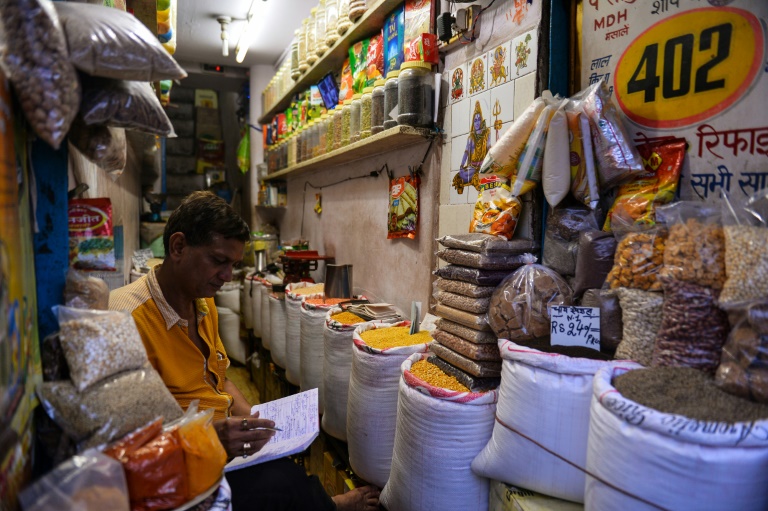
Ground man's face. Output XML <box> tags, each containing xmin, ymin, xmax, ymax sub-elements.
<box><xmin>180</xmin><ymin>234</ymin><xmax>244</xmax><ymax>298</ymax></box>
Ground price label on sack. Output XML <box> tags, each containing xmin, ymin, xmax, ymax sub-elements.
<box><xmin>549</xmin><ymin>306</ymin><xmax>600</xmax><ymax>351</ymax></box>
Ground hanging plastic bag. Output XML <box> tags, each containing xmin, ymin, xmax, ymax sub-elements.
<box><xmin>542</xmin><ymin>103</ymin><xmax>570</xmax><ymax>208</ymax></box>
<box><xmin>469</xmin><ymin>175</ymin><xmax>522</xmax><ymax>240</ymax></box>
<box><xmin>175</xmin><ymin>405</ymin><xmax>227</xmax><ymax>498</ymax></box>
<box><xmin>511</xmin><ymin>104</ymin><xmax>556</xmax><ymax>197</ymax></box>
<box><xmin>387</xmin><ymin>172</ymin><xmax>419</xmax><ymax>239</ymax></box>
<box><xmin>68</xmin><ymin>117</ymin><xmax>127</xmax><ymax>174</ymax></box>
<box><xmin>237</xmin><ymin>130</ymin><xmax>251</xmax><ymax>174</ymax></box>
<box><xmin>64</xmin><ymin>269</ymin><xmax>110</xmax><ymax>310</ymax></box>
<box><xmin>566</xmin><ymin>108</ymin><xmax>599</xmax><ymax>209</ymax></box>
<box><xmin>68</xmin><ymin>198</ymin><xmax>117</xmax><ymax>271</ymax></box>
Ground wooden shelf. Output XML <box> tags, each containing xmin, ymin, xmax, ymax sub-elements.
<box><xmin>258</xmin><ymin>0</ymin><xmax>405</xmax><ymax>125</ymax></box>
<box><xmin>263</xmin><ymin>126</ymin><xmax>435</xmax><ymax>181</ymax></box>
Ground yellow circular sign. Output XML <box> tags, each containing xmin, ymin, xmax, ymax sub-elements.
<box><xmin>614</xmin><ymin>7</ymin><xmax>764</xmax><ymax>129</ymax></box>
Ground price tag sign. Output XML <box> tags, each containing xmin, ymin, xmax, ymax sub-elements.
<box><xmin>549</xmin><ymin>306</ymin><xmax>600</xmax><ymax>351</ymax></box>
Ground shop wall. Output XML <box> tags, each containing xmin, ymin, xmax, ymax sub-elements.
<box><xmin>437</xmin><ymin>0</ymin><xmax>545</xmax><ymax>248</ymax></box>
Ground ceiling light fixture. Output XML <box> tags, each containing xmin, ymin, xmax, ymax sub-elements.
<box><xmin>235</xmin><ymin>0</ymin><xmax>267</xmax><ymax>64</ymax></box>
<box><xmin>217</xmin><ymin>16</ymin><xmax>231</xmax><ymax>57</ymax></box>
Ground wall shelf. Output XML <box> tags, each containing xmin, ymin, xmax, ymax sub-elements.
<box><xmin>258</xmin><ymin>0</ymin><xmax>405</xmax><ymax>125</ymax></box>
<box><xmin>263</xmin><ymin>126</ymin><xmax>435</xmax><ymax>181</ymax></box>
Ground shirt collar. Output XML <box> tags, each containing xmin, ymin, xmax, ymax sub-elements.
<box><xmin>148</xmin><ymin>265</ymin><xmax>209</xmax><ymax>330</ymax></box>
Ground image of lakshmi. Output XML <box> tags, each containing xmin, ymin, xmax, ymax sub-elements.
<box><xmin>453</xmin><ymin>101</ymin><xmax>490</xmax><ymax>194</ymax></box>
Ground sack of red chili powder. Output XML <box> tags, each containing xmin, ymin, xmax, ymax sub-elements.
<box><xmin>69</xmin><ymin>198</ymin><xmax>116</xmax><ymax>271</ymax></box>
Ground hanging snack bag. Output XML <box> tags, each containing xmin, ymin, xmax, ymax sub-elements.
<box><xmin>511</xmin><ymin>105</ymin><xmax>556</xmax><ymax>197</ymax></box>
<box><xmin>340</xmin><ymin>58</ymin><xmax>354</xmax><ymax>101</ymax></box>
<box><xmin>566</xmin><ymin>109</ymin><xmax>599</xmax><ymax>209</ymax></box>
<box><xmin>470</xmin><ymin>175</ymin><xmax>522</xmax><ymax>240</ymax></box>
<box><xmin>603</xmin><ymin>138</ymin><xmax>685</xmax><ymax>232</ymax></box>
<box><xmin>349</xmin><ymin>39</ymin><xmax>370</xmax><ymax>95</ymax></box>
<box><xmin>68</xmin><ymin>198</ymin><xmax>116</xmax><ymax>271</ymax></box>
<box><xmin>605</xmin><ymin>228</ymin><xmax>667</xmax><ymax>291</ymax></box>
<box><xmin>479</xmin><ymin>97</ymin><xmax>546</xmax><ymax>180</ymax></box>
<box><xmin>388</xmin><ymin>173</ymin><xmax>419</xmax><ymax>239</ymax></box>
<box><xmin>366</xmin><ymin>33</ymin><xmax>385</xmax><ymax>87</ymax></box>
<box><xmin>581</xmin><ymin>80</ymin><xmax>644</xmax><ymax>189</ymax></box>
<box><xmin>542</xmin><ymin>104</ymin><xmax>570</xmax><ymax>208</ymax></box>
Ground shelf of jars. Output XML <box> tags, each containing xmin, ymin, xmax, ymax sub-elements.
<box><xmin>262</xmin><ymin>125</ymin><xmax>434</xmax><ymax>181</ymax></box>
<box><xmin>258</xmin><ymin>0</ymin><xmax>406</xmax><ymax>125</ymax></box>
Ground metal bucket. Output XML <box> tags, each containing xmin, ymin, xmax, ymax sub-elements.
<box><xmin>325</xmin><ymin>264</ymin><xmax>353</xmax><ymax>298</ymax></box>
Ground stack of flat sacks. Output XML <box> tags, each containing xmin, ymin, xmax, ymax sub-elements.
<box><xmin>431</xmin><ymin>234</ymin><xmax>539</xmax><ymax>391</ymax></box>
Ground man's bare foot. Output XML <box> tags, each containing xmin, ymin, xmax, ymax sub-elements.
<box><xmin>332</xmin><ymin>485</ymin><xmax>381</xmax><ymax>511</ymax></box>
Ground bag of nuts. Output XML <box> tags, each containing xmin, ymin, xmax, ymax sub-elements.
<box><xmin>0</xmin><ymin>0</ymin><xmax>80</xmax><ymax>149</ymax></box>
<box><xmin>605</xmin><ymin>227</ymin><xmax>668</xmax><ymax>291</ymax></box>
<box><xmin>716</xmin><ymin>302</ymin><xmax>768</xmax><ymax>403</ymax></box>
<box><xmin>657</xmin><ymin>201</ymin><xmax>726</xmax><ymax>290</ymax></box>
<box><xmin>614</xmin><ymin>288</ymin><xmax>663</xmax><ymax>366</ymax></box>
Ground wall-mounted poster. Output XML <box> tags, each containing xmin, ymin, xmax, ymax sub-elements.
<box><xmin>0</xmin><ymin>74</ymin><xmax>42</xmax><ymax>509</ymax></box>
<box><xmin>582</xmin><ymin>1</ymin><xmax>768</xmax><ymax>202</ymax></box>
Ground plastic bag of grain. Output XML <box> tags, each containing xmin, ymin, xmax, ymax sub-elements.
<box><xmin>347</xmin><ymin>322</ymin><xmax>432</xmax><ymax>488</ymax></box>
<box><xmin>585</xmin><ymin>366</ymin><xmax>768</xmax><ymax>510</ymax></box>
<box><xmin>284</xmin><ymin>283</ymin><xmax>324</xmax><ymax>385</ymax></box>
<box><xmin>542</xmin><ymin>103</ymin><xmax>570</xmax><ymax>208</ymax></box>
<box><xmin>269</xmin><ymin>295</ymin><xmax>287</xmax><ymax>369</ymax></box>
<box><xmin>321</xmin><ymin>307</ymin><xmax>375</xmax><ymax>441</ymax></box>
<box><xmin>472</xmin><ymin>341</ymin><xmax>638</xmax><ymax>503</ymax></box>
<box><xmin>380</xmin><ymin>354</ymin><xmax>497</xmax><ymax>511</ymax></box>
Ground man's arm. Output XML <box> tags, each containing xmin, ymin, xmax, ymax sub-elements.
<box><xmin>224</xmin><ymin>378</ymin><xmax>252</xmax><ymax>417</ymax></box>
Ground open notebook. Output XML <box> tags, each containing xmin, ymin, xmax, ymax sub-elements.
<box><xmin>225</xmin><ymin>389</ymin><xmax>319</xmax><ymax>472</ymax></box>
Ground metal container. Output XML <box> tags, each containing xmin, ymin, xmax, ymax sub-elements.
<box><xmin>325</xmin><ymin>264</ymin><xmax>353</xmax><ymax>298</ymax></box>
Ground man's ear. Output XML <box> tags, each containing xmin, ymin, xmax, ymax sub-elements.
<box><xmin>167</xmin><ymin>232</ymin><xmax>187</xmax><ymax>259</ymax></box>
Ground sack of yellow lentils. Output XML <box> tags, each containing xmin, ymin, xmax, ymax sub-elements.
<box><xmin>380</xmin><ymin>354</ymin><xmax>498</xmax><ymax>511</ymax></box>
<box><xmin>347</xmin><ymin>322</ymin><xmax>433</xmax><ymax>488</ymax></box>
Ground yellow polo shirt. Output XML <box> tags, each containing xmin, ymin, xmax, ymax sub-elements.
<box><xmin>109</xmin><ymin>266</ymin><xmax>233</xmax><ymax>420</ymax></box>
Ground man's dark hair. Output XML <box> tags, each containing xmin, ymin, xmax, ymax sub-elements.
<box><xmin>163</xmin><ymin>191</ymin><xmax>250</xmax><ymax>254</ymax></box>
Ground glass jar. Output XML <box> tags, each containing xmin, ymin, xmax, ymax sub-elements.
<box><xmin>341</xmin><ymin>99</ymin><xmax>352</xmax><ymax>147</ymax></box>
<box><xmin>317</xmin><ymin>114</ymin><xmax>328</xmax><ymax>156</ymax></box>
<box><xmin>290</xmin><ymin>29</ymin><xmax>300</xmax><ymax>81</ymax></box>
<box><xmin>360</xmin><ymin>87</ymin><xmax>373</xmax><ymax>139</ymax></box>
<box><xmin>315</xmin><ymin>0</ymin><xmax>328</xmax><ymax>58</ymax></box>
<box><xmin>326</xmin><ymin>111</ymin><xmax>336</xmax><ymax>153</ymax></box>
<box><xmin>337</xmin><ymin>0</ymin><xmax>352</xmax><ymax>35</ymax></box>
<box><xmin>397</xmin><ymin>61</ymin><xmax>435</xmax><ymax>128</ymax></box>
<box><xmin>325</xmin><ymin>0</ymin><xmax>339</xmax><ymax>47</ymax></box>
<box><xmin>350</xmin><ymin>93</ymin><xmax>362</xmax><ymax>143</ymax></box>
<box><xmin>349</xmin><ymin>0</ymin><xmax>367</xmax><ymax>22</ymax></box>
<box><xmin>332</xmin><ymin>103</ymin><xmax>343</xmax><ymax>150</ymax></box>
<box><xmin>296</xmin><ymin>128</ymin><xmax>304</xmax><ymax>163</ymax></box>
<box><xmin>298</xmin><ymin>19</ymin><xmax>309</xmax><ymax>72</ymax></box>
<box><xmin>311</xmin><ymin>120</ymin><xmax>320</xmax><ymax>158</ymax></box>
<box><xmin>383</xmin><ymin>70</ymin><xmax>399</xmax><ymax>130</ymax></box>
<box><xmin>371</xmin><ymin>79</ymin><xmax>386</xmax><ymax>135</ymax></box>
<box><xmin>287</xmin><ymin>135</ymin><xmax>295</xmax><ymax>167</ymax></box>
<box><xmin>307</xmin><ymin>8</ymin><xmax>318</xmax><ymax>66</ymax></box>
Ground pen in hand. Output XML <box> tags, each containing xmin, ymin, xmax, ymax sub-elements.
<box><xmin>256</xmin><ymin>426</ymin><xmax>282</xmax><ymax>432</ymax></box>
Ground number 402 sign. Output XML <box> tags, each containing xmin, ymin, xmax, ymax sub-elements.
<box><xmin>614</xmin><ymin>7</ymin><xmax>764</xmax><ymax>129</ymax></box>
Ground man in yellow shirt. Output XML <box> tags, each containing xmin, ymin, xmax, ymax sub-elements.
<box><xmin>111</xmin><ymin>191</ymin><xmax>378</xmax><ymax>511</ymax></box>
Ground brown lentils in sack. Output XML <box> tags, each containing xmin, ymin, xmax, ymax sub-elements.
<box><xmin>614</xmin><ymin>288</ymin><xmax>663</xmax><ymax>366</ymax></box>
<box><xmin>431</xmin><ymin>342</ymin><xmax>501</xmax><ymax>378</ymax></box>
<box><xmin>432</xmin><ymin>329</ymin><xmax>501</xmax><ymax>361</ymax></box>
<box><xmin>435</xmin><ymin>277</ymin><xmax>496</xmax><ymax>298</ymax></box>
<box><xmin>434</xmin><ymin>318</ymin><xmax>497</xmax><ymax>344</ymax></box>
<box><xmin>435</xmin><ymin>291</ymin><xmax>490</xmax><ymax>314</ymax></box>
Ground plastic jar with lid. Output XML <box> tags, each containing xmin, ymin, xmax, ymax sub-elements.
<box><xmin>337</xmin><ymin>0</ymin><xmax>352</xmax><ymax>35</ymax></box>
<box><xmin>311</xmin><ymin>120</ymin><xmax>321</xmax><ymax>158</ymax></box>
<box><xmin>332</xmin><ymin>103</ymin><xmax>343</xmax><ymax>150</ymax></box>
<box><xmin>306</xmin><ymin>8</ymin><xmax>318</xmax><ymax>66</ymax></box>
<box><xmin>296</xmin><ymin>128</ymin><xmax>304</xmax><ymax>163</ymax></box>
<box><xmin>326</xmin><ymin>111</ymin><xmax>336</xmax><ymax>153</ymax></box>
<box><xmin>287</xmin><ymin>135</ymin><xmax>295</xmax><ymax>167</ymax></box>
<box><xmin>290</xmin><ymin>30</ymin><xmax>301</xmax><ymax>80</ymax></box>
<box><xmin>349</xmin><ymin>0</ymin><xmax>367</xmax><ymax>22</ymax></box>
<box><xmin>360</xmin><ymin>87</ymin><xmax>373</xmax><ymax>139</ymax></box>
<box><xmin>371</xmin><ymin>79</ymin><xmax>386</xmax><ymax>135</ymax></box>
<box><xmin>397</xmin><ymin>61</ymin><xmax>435</xmax><ymax>128</ymax></box>
<box><xmin>315</xmin><ymin>0</ymin><xmax>328</xmax><ymax>58</ymax></box>
<box><xmin>350</xmin><ymin>93</ymin><xmax>362</xmax><ymax>143</ymax></box>
<box><xmin>383</xmin><ymin>70</ymin><xmax>400</xmax><ymax>130</ymax></box>
<box><xmin>298</xmin><ymin>19</ymin><xmax>309</xmax><ymax>72</ymax></box>
<box><xmin>317</xmin><ymin>114</ymin><xmax>328</xmax><ymax>156</ymax></box>
<box><xmin>325</xmin><ymin>0</ymin><xmax>339</xmax><ymax>46</ymax></box>
<box><xmin>341</xmin><ymin>99</ymin><xmax>352</xmax><ymax>147</ymax></box>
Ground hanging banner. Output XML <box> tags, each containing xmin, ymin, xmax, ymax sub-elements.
<box><xmin>581</xmin><ymin>1</ymin><xmax>768</xmax><ymax>203</ymax></box>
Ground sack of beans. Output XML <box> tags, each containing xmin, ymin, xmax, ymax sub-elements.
<box><xmin>380</xmin><ymin>354</ymin><xmax>497</xmax><ymax>511</ymax></box>
<box><xmin>716</xmin><ymin>302</ymin><xmax>768</xmax><ymax>403</ymax></box>
<box><xmin>284</xmin><ymin>283</ymin><xmax>324</xmax><ymax>385</ymax></box>
<box><xmin>321</xmin><ymin>307</ymin><xmax>374</xmax><ymax>441</ymax></box>
<box><xmin>436</xmin><ymin>248</ymin><xmax>529</xmax><ymax>270</ymax></box>
<box><xmin>542</xmin><ymin>205</ymin><xmax>599</xmax><ymax>278</ymax></box>
<box><xmin>300</xmin><ymin>298</ymin><xmax>349</xmax><ymax>413</ymax></box>
<box><xmin>435</xmin><ymin>288</ymin><xmax>490</xmax><ymax>314</ymax></box>
<box><xmin>434</xmin><ymin>277</ymin><xmax>496</xmax><ymax>299</ymax></box>
<box><xmin>435</xmin><ymin>317</ymin><xmax>497</xmax><ymax>344</ymax></box>
<box><xmin>486</xmin><ymin>254</ymin><xmax>573</xmax><ymax>344</ymax></box>
<box><xmin>269</xmin><ymin>295</ymin><xmax>287</xmax><ymax>369</ymax></box>
<box><xmin>614</xmin><ymin>288</ymin><xmax>663</xmax><ymax>366</ymax></box>
<box><xmin>0</xmin><ymin>0</ymin><xmax>80</xmax><ymax>150</ymax></box>
<box><xmin>580</xmin><ymin>289</ymin><xmax>622</xmax><ymax>355</ymax></box>
<box><xmin>437</xmin><ymin>233</ymin><xmax>539</xmax><ymax>255</ymax></box>
<box><xmin>651</xmin><ymin>278</ymin><xmax>729</xmax><ymax>374</ymax></box>
<box><xmin>586</xmin><ymin>366</ymin><xmax>768</xmax><ymax>511</ymax></box>
<box><xmin>573</xmin><ymin>230</ymin><xmax>616</xmax><ymax>297</ymax></box>
<box><xmin>347</xmin><ymin>322</ymin><xmax>432</xmax><ymax>488</ymax></box>
<box><xmin>472</xmin><ymin>341</ymin><xmax>637</xmax><ymax>503</ymax></box>
<box><xmin>433</xmin><ymin>265</ymin><xmax>512</xmax><ymax>286</ymax></box>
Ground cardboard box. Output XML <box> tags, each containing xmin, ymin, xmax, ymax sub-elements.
<box><xmin>195</xmin><ymin>89</ymin><xmax>219</xmax><ymax>108</ymax></box>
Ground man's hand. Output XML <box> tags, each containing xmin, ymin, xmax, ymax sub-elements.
<box><xmin>213</xmin><ymin>411</ymin><xmax>277</xmax><ymax>460</ymax></box>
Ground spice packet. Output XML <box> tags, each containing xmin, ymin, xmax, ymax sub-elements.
<box><xmin>366</xmin><ymin>33</ymin><xmax>384</xmax><ymax>87</ymax></box>
<box><xmin>388</xmin><ymin>173</ymin><xmax>419</xmax><ymax>239</ymax></box>
<box><xmin>340</xmin><ymin>58</ymin><xmax>354</xmax><ymax>101</ymax></box>
<box><xmin>68</xmin><ymin>198</ymin><xmax>116</xmax><ymax>271</ymax></box>
<box><xmin>470</xmin><ymin>175</ymin><xmax>522</xmax><ymax>240</ymax></box>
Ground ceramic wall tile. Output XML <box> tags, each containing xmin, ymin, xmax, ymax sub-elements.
<box><xmin>490</xmin><ymin>120</ymin><xmax>514</xmax><ymax>149</ymax></box>
<box><xmin>449</xmin><ymin>64</ymin><xmax>467</xmax><ymax>104</ymax></box>
<box><xmin>438</xmin><ymin>204</ymin><xmax>474</xmax><ymax>237</ymax></box>
<box><xmin>467</xmin><ymin>54</ymin><xmax>488</xmax><ymax>96</ymax></box>
<box><xmin>489</xmin><ymin>79</ymin><xmax>515</xmax><ymax>132</ymax></box>
<box><xmin>451</xmin><ymin>98</ymin><xmax>470</xmax><ymax>138</ymax></box>
<box><xmin>511</xmin><ymin>28</ymin><xmax>537</xmax><ymax>78</ymax></box>
<box><xmin>465</xmin><ymin>179</ymin><xmax>479</xmax><ymax>205</ymax></box>
<box><xmin>451</xmin><ymin>135</ymin><xmax>466</xmax><ymax>171</ymax></box>
<box><xmin>487</xmin><ymin>42</ymin><xmax>511</xmax><ymax>89</ymax></box>
<box><xmin>513</xmin><ymin>73</ymin><xmax>537</xmax><ymax>119</ymax></box>
<box><xmin>449</xmin><ymin>171</ymin><xmax>468</xmax><ymax>204</ymax></box>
